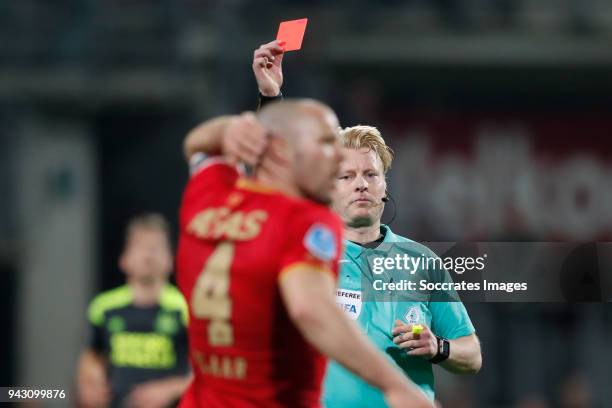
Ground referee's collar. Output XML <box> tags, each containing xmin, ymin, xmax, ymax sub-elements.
<box><xmin>345</xmin><ymin>224</ymin><xmax>397</xmax><ymax>255</ymax></box>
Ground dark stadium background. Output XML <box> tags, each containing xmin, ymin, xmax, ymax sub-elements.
<box><xmin>1</xmin><ymin>1</ymin><xmax>611</xmax><ymax>407</ymax></box>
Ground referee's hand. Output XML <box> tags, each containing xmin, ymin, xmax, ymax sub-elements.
<box><xmin>252</xmin><ymin>40</ymin><xmax>285</xmax><ymax>97</ymax></box>
<box><xmin>392</xmin><ymin>320</ymin><xmax>438</xmax><ymax>360</ymax></box>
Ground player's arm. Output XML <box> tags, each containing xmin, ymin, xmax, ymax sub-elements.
<box><xmin>183</xmin><ymin>113</ymin><xmax>267</xmax><ymax>166</ymax></box>
<box><xmin>392</xmin><ymin>323</ymin><xmax>482</xmax><ymax>375</ymax></box>
<box><xmin>252</xmin><ymin>40</ymin><xmax>285</xmax><ymax>109</ymax></box>
<box><xmin>279</xmin><ymin>267</ymin><xmax>432</xmax><ymax>408</ymax></box>
<box><xmin>183</xmin><ymin>115</ymin><xmax>231</xmax><ymax>160</ymax></box>
<box><xmin>125</xmin><ymin>374</ymin><xmax>193</xmax><ymax>408</ymax></box>
<box><xmin>76</xmin><ymin>349</ymin><xmax>110</xmax><ymax>408</ymax></box>
<box><xmin>78</xmin><ymin>297</ymin><xmax>112</xmax><ymax>408</ymax></box>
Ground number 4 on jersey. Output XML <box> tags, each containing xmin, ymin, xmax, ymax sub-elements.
<box><xmin>192</xmin><ymin>241</ymin><xmax>235</xmax><ymax>346</ymax></box>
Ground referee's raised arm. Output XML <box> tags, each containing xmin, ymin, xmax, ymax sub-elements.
<box><xmin>252</xmin><ymin>40</ymin><xmax>285</xmax><ymax>110</ymax></box>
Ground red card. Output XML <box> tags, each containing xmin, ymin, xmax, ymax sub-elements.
<box><xmin>276</xmin><ymin>18</ymin><xmax>308</xmax><ymax>52</ymax></box>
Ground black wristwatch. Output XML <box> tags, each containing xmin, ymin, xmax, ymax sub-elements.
<box><xmin>429</xmin><ymin>336</ymin><xmax>450</xmax><ymax>364</ymax></box>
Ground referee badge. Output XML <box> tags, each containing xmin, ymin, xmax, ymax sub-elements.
<box><xmin>336</xmin><ymin>289</ymin><xmax>362</xmax><ymax>320</ymax></box>
<box><xmin>304</xmin><ymin>223</ymin><xmax>337</xmax><ymax>262</ymax></box>
<box><xmin>405</xmin><ymin>306</ymin><xmax>421</xmax><ymax>324</ymax></box>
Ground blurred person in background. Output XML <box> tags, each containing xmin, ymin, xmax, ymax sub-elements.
<box><xmin>253</xmin><ymin>40</ymin><xmax>482</xmax><ymax>406</ymax></box>
<box><xmin>558</xmin><ymin>372</ymin><xmax>593</xmax><ymax>408</ymax></box>
<box><xmin>77</xmin><ymin>214</ymin><xmax>191</xmax><ymax>408</ymax></box>
<box><xmin>177</xmin><ymin>103</ymin><xmax>431</xmax><ymax>408</ymax></box>
<box><xmin>515</xmin><ymin>395</ymin><xmax>550</xmax><ymax>408</ymax></box>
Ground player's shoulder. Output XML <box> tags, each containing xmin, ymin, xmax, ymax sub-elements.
<box><xmin>282</xmin><ymin>199</ymin><xmax>343</xmax><ymax>262</ymax></box>
<box><xmin>254</xmin><ymin>191</ymin><xmax>343</xmax><ymax>234</ymax></box>
<box><xmin>88</xmin><ymin>285</ymin><xmax>133</xmax><ymax>326</ymax></box>
<box><xmin>287</xmin><ymin>197</ymin><xmax>342</xmax><ymax>227</ymax></box>
<box><xmin>185</xmin><ymin>154</ymin><xmax>241</xmax><ymax>191</ymax></box>
<box><xmin>189</xmin><ymin>153</ymin><xmax>234</xmax><ymax>177</ymax></box>
<box><xmin>159</xmin><ymin>284</ymin><xmax>189</xmax><ymax>325</ymax></box>
<box><xmin>89</xmin><ymin>284</ymin><xmax>133</xmax><ymax>309</ymax></box>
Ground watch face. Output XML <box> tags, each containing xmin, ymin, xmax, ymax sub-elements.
<box><xmin>442</xmin><ymin>338</ymin><xmax>450</xmax><ymax>356</ymax></box>
<box><xmin>431</xmin><ymin>337</ymin><xmax>450</xmax><ymax>364</ymax></box>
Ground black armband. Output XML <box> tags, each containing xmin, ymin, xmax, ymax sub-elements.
<box><xmin>257</xmin><ymin>92</ymin><xmax>283</xmax><ymax>110</ymax></box>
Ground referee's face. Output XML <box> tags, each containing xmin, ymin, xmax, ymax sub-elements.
<box><xmin>333</xmin><ymin>147</ymin><xmax>387</xmax><ymax>228</ymax></box>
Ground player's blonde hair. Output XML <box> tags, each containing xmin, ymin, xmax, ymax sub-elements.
<box><xmin>339</xmin><ymin>125</ymin><xmax>394</xmax><ymax>174</ymax></box>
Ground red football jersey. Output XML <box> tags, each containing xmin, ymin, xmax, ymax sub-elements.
<box><xmin>176</xmin><ymin>157</ymin><xmax>344</xmax><ymax>408</ymax></box>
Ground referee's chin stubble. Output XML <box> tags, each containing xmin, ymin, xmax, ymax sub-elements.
<box><xmin>347</xmin><ymin>215</ymin><xmax>374</xmax><ymax>228</ymax></box>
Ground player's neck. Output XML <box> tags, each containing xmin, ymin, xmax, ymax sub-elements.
<box><xmin>255</xmin><ymin>167</ymin><xmax>303</xmax><ymax>199</ymax></box>
<box><xmin>128</xmin><ymin>277</ymin><xmax>165</xmax><ymax>307</ymax></box>
<box><xmin>345</xmin><ymin>222</ymin><xmax>382</xmax><ymax>244</ymax></box>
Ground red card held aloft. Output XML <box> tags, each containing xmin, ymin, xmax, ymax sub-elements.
<box><xmin>276</xmin><ymin>18</ymin><xmax>308</xmax><ymax>52</ymax></box>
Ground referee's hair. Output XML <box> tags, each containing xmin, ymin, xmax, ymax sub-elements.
<box><xmin>339</xmin><ymin>125</ymin><xmax>394</xmax><ymax>174</ymax></box>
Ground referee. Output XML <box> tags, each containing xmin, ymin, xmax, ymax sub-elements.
<box><xmin>77</xmin><ymin>214</ymin><xmax>191</xmax><ymax>408</ymax></box>
<box><xmin>252</xmin><ymin>40</ymin><xmax>482</xmax><ymax>406</ymax></box>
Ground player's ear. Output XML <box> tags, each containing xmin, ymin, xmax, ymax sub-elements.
<box><xmin>165</xmin><ymin>254</ymin><xmax>174</xmax><ymax>274</ymax></box>
<box><xmin>267</xmin><ymin>134</ymin><xmax>290</xmax><ymax>163</ymax></box>
<box><xmin>118</xmin><ymin>253</ymin><xmax>129</xmax><ymax>275</ymax></box>
<box><xmin>258</xmin><ymin>137</ymin><xmax>290</xmax><ymax>177</ymax></box>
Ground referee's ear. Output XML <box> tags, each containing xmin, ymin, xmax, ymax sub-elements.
<box><xmin>382</xmin><ymin>189</ymin><xmax>390</xmax><ymax>203</ymax></box>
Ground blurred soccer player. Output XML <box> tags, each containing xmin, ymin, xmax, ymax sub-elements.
<box><xmin>176</xmin><ymin>101</ymin><xmax>431</xmax><ymax>408</ymax></box>
<box><xmin>77</xmin><ymin>214</ymin><xmax>191</xmax><ymax>408</ymax></box>
<box><xmin>253</xmin><ymin>41</ymin><xmax>482</xmax><ymax>406</ymax></box>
